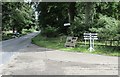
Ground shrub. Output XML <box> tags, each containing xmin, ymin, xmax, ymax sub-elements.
<box><xmin>90</xmin><ymin>15</ymin><xmax>120</xmax><ymax>46</ymax></box>
<box><xmin>69</xmin><ymin>17</ymin><xmax>87</xmax><ymax>38</ymax></box>
<box><xmin>41</xmin><ymin>26</ymin><xmax>58</xmax><ymax>37</ymax></box>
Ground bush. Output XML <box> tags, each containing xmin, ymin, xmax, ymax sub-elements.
<box><xmin>69</xmin><ymin>17</ymin><xmax>87</xmax><ymax>37</ymax></box>
<box><xmin>2</xmin><ymin>33</ymin><xmax>14</xmax><ymax>40</ymax></box>
<box><xmin>90</xmin><ymin>15</ymin><xmax>120</xmax><ymax>40</ymax></box>
<box><xmin>41</xmin><ymin>26</ymin><xmax>58</xmax><ymax>37</ymax></box>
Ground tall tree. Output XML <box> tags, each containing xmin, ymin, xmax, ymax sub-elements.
<box><xmin>85</xmin><ymin>2</ymin><xmax>94</xmax><ymax>30</ymax></box>
<box><xmin>2</xmin><ymin>2</ymin><xmax>34</xmax><ymax>33</ymax></box>
<box><xmin>68</xmin><ymin>2</ymin><xmax>76</xmax><ymax>23</ymax></box>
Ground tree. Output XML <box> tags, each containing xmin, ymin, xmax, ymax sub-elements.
<box><xmin>85</xmin><ymin>2</ymin><xmax>94</xmax><ymax>30</ymax></box>
<box><xmin>90</xmin><ymin>15</ymin><xmax>120</xmax><ymax>46</ymax></box>
<box><xmin>35</xmin><ymin>2</ymin><xmax>120</xmax><ymax>39</ymax></box>
<box><xmin>36</xmin><ymin>2</ymin><xmax>69</xmax><ymax>36</ymax></box>
<box><xmin>37</xmin><ymin>2</ymin><xmax>48</xmax><ymax>29</ymax></box>
<box><xmin>2</xmin><ymin>2</ymin><xmax>35</xmax><ymax>33</ymax></box>
<box><xmin>68</xmin><ymin>2</ymin><xmax>76</xmax><ymax>23</ymax></box>
<box><xmin>95</xmin><ymin>2</ymin><xmax>120</xmax><ymax>20</ymax></box>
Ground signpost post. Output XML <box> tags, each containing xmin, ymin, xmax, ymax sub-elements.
<box><xmin>84</xmin><ymin>33</ymin><xmax>98</xmax><ymax>52</ymax></box>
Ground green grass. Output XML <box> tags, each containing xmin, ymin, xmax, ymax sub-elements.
<box><xmin>32</xmin><ymin>34</ymin><xmax>120</xmax><ymax>57</ymax></box>
<box><xmin>2</xmin><ymin>33</ymin><xmax>14</xmax><ymax>40</ymax></box>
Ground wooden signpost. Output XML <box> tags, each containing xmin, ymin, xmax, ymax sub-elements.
<box><xmin>65</xmin><ymin>36</ymin><xmax>78</xmax><ymax>47</ymax></box>
<box><xmin>84</xmin><ymin>33</ymin><xmax>98</xmax><ymax>52</ymax></box>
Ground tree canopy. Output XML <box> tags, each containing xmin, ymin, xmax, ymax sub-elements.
<box><xmin>2</xmin><ymin>2</ymin><xmax>36</xmax><ymax>33</ymax></box>
<box><xmin>2</xmin><ymin>2</ymin><xmax>120</xmax><ymax>42</ymax></box>
<box><xmin>36</xmin><ymin>2</ymin><xmax>120</xmax><ymax>42</ymax></box>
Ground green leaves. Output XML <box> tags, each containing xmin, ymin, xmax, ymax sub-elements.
<box><xmin>37</xmin><ymin>2</ymin><xmax>69</xmax><ymax>35</ymax></box>
<box><xmin>36</xmin><ymin>2</ymin><xmax>120</xmax><ymax>38</ymax></box>
<box><xmin>2</xmin><ymin>2</ymin><xmax>35</xmax><ymax>33</ymax></box>
<box><xmin>90</xmin><ymin>15</ymin><xmax>120</xmax><ymax>40</ymax></box>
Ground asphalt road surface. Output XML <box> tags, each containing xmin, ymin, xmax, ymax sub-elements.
<box><xmin>0</xmin><ymin>32</ymin><xmax>40</xmax><ymax>64</ymax></box>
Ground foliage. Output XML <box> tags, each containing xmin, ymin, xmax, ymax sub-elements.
<box><xmin>2</xmin><ymin>2</ymin><xmax>35</xmax><ymax>33</ymax></box>
<box><xmin>95</xmin><ymin>2</ymin><xmax>120</xmax><ymax>20</ymax></box>
<box><xmin>69</xmin><ymin>17</ymin><xmax>86</xmax><ymax>37</ymax></box>
<box><xmin>36</xmin><ymin>2</ymin><xmax>70</xmax><ymax>36</ymax></box>
<box><xmin>41</xmin><ymin>26</ymin><xmax>59</xmax><ymax>37</ymax></box>
<box><xmin>90</xmin><ymin>15</ymin><xmax>120</xmax><ymax>41</ymax></box>
<box><xmin>2</xmin><ymin>33</ymin><xmax>14</xmax><ymax>40</ymax></box>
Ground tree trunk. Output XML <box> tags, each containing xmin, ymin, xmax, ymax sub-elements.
<box><xmin>12</xmin><ymin>26</ymin><xmax>15</xmax><ymax>33</ymax></box>
<box><xmin>39</xmin><ymin>2</ymin><xmax>47</xmax><ymax>29</ymax></box>
<box><xmin>17</xmin><ymin>28</ymin><xmax>22</xmax><ymax>34</ymax></box>
<box><xmin>85</xmin><ymin>2</ymin><xmax>94</xmax><ymax>30</ymax></box>
<box><xmin>68</xmin><ymin>2</ymin><xmax>76</xmax><ymax>36</ymax></box>
<box><xmin>110</xmin><ymin>40</ymin><xmax>113</xmax><ymax>46</ymax></box>
<box><xmin>68</xmin><ymin>2</ymin><xmax>76</xmax><ymax>23</ymax></box>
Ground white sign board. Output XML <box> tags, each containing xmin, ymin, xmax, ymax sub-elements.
<box><xmin>84</xmin><ymin>33</ymin><xmax>98</xmax><ymax>52</ymax></box>
<box><xmin>64</xmin><ymin>23</ymin><xmax>70</xmax><ymax>26</ymax></box>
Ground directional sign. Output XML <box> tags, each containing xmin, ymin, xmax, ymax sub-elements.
<box><xmin>84</xmin><ymin>33</ymin><xmax>97</xmax><ymax>36</ymax></box>
<box><xmin>84</xmin><ymin>33</ymin><xmax>98</xmax><ymax>52</ymax></box>
<box><xmin>84</xmin><ymin>36</ymin><xmax>98</xmax><ymax>38</ymax></box>
<box><xmin>84</xmin><ymin>37</ymin><xmax>98</xmax><ymax>40</ymax></box>
<box><xmin>64</xmin><ymin>23</ymin><xmax>70</xmax><ymax>26</ymax></box>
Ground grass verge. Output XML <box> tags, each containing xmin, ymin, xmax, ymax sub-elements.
<box><xmin>2</xmin><ymin>29</ymin><xmax>35</xmax><ymax>41</ymax></box>
<box><xmin>32</xmin><ymin>34</ymin><xmax>120</xmax><ymax>57</ymax></box>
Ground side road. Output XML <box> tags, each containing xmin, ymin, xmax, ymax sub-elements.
<box><xmin>1</xmin><ymin>44</ymin><xmax>118</xmax><ymax>75</ymax></box>
<box><xmin>0</xmin><ymin>32</ymin><xmax>40</xmax><ymax>76</ymax></box>
<box><xmin>0</xmin><ymin>32</ymin><xmax>40</xmax><ymax>64</ymax></box>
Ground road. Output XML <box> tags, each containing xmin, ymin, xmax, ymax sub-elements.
<box><xmin>0</xmin><ymin>32</ymin><xmax>40</xmax><ymax>64</ymax></box>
